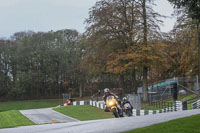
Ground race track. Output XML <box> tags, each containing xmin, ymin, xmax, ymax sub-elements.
<box><xmin>20</xmin><ymin>108</ymin><xmax>79</xmax><ymax>124</ymax></box>
<box><xmin>0</xmin><ymin>109</ymin><xmax>200</xmax><ymax>133</ymax></box>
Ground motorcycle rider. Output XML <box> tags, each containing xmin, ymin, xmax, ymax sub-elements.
<box><xmin>122</xmin><ymin>97</ymin><xmax>133</xmax><ymax>110</ymax></box>
<box><xmin>103</xmin><ymin>88</ymin><xmax>123</xmax><ymax>117</ymax></box>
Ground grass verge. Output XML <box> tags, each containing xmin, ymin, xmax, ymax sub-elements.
<box><xmin>0</xmin><ymin>110</ymin><xmax>35</xmax><ymax>129</ymax></box>
<box><xmin>141</xmin><ymin>94</ymin><xmax>199</xmax><ymax>110</ymax></box>
<box><xmin>125</xmin><ymin>114</ymin><xmax>200</xmax><ymax>133</ymax></box>
<box><xmin>0</xmin><ymin>99</ymin><xmax>61</xmax><ymax>111</ymax></box>
<box><xmin>54</xmin><ymin>105</ymin><xmax>114</xmax><ymax>121</ymax></box>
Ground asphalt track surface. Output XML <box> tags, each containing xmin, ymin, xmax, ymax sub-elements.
<box><xmin>20</xmin><ymin>108</ymin><xmax>79</xmax><ymax>124</ymax></box>
<box><xmin>1</xmin><ymin>109</ymin><xmax>200</xmax><ymax>133</ymax></box>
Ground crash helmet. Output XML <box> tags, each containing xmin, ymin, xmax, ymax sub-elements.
<box><xmin>123</xmin><ymin>97</ymin><xmax>127</xmax><ymax>101</ymax></box>
<box><xmin>104</xmin><ymin>88</ymin><xmax>110</xmax><ymax>94</ymax></box>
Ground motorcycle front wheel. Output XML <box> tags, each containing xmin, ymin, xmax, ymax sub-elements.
<box><xmin>126</xmin><ymin>110</ymin><xmax>133</xmax><ymax>116</ymax></box>
<box><xmin>112</xmin><ymin>108</ymin><xmax>119</xmax><ymax>118</ymax></box>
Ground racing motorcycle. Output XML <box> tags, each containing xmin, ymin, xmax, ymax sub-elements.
<box><xmin>106</xmin><ymin>95</ymin><xmax>121</xmax><ymax>118</ymax></box>
<box><xmin>123</xmin><ymin>102</ymin><xmax>133</xmax><ymax>116</ymax></box>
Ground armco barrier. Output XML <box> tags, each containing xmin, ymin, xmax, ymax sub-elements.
<box><xmin>192</xmin><ymin>100</ymin><xmax>200</xmax><ymax>109</ymax></box>
<box><xmin>63</xmin><ymin>100</ymin><xmax>106</xmax><ymax>109</ymax></box>
<box><xmin>63</xmin><ymin>100</ymin><xmax>179</xmax><ymax>116</ymax></box>
<box><xmin>132</xmin><ymin>106</ymin><xmax>176</xmax><ymax>116</ymax></box>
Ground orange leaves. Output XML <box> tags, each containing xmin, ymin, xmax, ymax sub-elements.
<box><xmin>105</xmin><ymin>42</ymin><xmax>168</xmax><ymax>74</ymax></box>
<box><xmin>178</xmin><ymin>44</ymin><xmax>198</xmax><ymax>76</ymax></box>
<box><xmin>106</xmin><ymin>52</ymin><xmax>135</xmax><ymax>74</ymax></box>
<box><xmin>63</xmin><ymin>81</ymin><xmax>69</xmax><ymax>87</ymax></box>
<box><xmin>169</xmin><ymin>51</ymin><xmax>177</xmax><ymax>56</ymax></box>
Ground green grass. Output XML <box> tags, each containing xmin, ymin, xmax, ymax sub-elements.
<box><xmin>181</xmin><ymin>94</ymin><xmax>197</xmax><ymax>101</ymax></box>
<box><xmin>0</xmin><ymin>110</ymin><xmax>35</xmax><ymax>129</ymax></box>
<box><xmin>54</xmin><ymin>105</ymin><xmax>114</xmax><ymax>121</ymax></box>
<box><xmin>125</xmin><ymin>114</ymin><xmax>200</xmax><ymax>133</ymax></box>
<box><xmin>142</xmin><ymin>94</ymin><xmax>199</xmax><ymax>110</ymax></box>
<box><xmin>162</xmin><ymin>94</ymin><xmax>198</xmax><ymax>103</ymax></box>
<box><xmin>141</xmin><ymin>103</ymin><xmax>163</xmax><ymax>110</ymax></box>
<box><xmin>0</xmin><ymin>99</ymin><xmax>61</xmax><ymax>112</ymax></box>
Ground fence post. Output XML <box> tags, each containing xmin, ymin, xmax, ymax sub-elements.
<box><xmin>182</xmin><ymin>101</ymin><xmax>187</xmax><ymax>110</ymax></box>
<box><xmin>174</xmin><ymin>101</ymin><xmax>177</xmax><ymax>111</ymax></box>
<box><xmin>167</xmin><ymin>102</ymin><xmax>169</xmax><ymax>112</ymax></box>
<box><xmin>171</xmin><ymin>102</ymin><xmax>173</xmax><ymax>111</ymax></box>
<box><xmin>197</xmin><ymin>75</ymin><xmax>199</xmax><ymax>94</ymax></box>
<box><xmin>173</xmin><ymin>83</ymin><xmax>178</xmax><ymax>101</ymax></box>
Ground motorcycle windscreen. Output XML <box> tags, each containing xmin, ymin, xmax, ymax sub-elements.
<box><xmin>124</xmin><ymin>103</ymin><xmax>131</xmax><ymax>109</ymax></box>
<box><xmin>106</xmin><ymin>95</ymin><xmax>114</xmax><ymax>101</ymax></box>
<box><xmin>106</xmin><ymin>96</ymin><xmax>117</xmax><ymax>108</ymax></box>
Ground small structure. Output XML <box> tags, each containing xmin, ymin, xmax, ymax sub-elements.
<box><xmin>62</xmin><ymin>93</ymin><xmax>71</xmax><ymax>105</ymax></box>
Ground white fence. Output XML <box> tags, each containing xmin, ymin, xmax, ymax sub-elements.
<box><xmin>63</xmin><ymin>100</ymin><xmax>179</xmax><ymax>116</ymax></box>
<box><xmin>192</xmin><ymin>100</ymin><xmax>200</xmax><ymax>109</ymax></box>
<box><xmin>175</xmin><ymin>101</ymin><xmax>183</xmax><ymax>111</ymax></box>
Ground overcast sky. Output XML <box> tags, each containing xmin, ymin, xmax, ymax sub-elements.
<box><xmin>0</xmin><ymin>0</ymin><xmax>176</xmax><ymax>38</ymax></box>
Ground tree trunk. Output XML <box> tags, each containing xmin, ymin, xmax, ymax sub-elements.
<box><xmin>142</xmin><ymin>0</ymin><xmax>148</xmax><ymax>102</ymax></box>
<box><xmin>198</xmin><ymin>23</ymin><xmax>200</xmax><ymax>84</ymax></box>
<box><xmin>79</xmin><ymin>83</ymin><xmax>83</xmax><ymax>98</ymax></box>
<box><xmin>119</xmin><ymin>74</ymin><xmax>125</xmax><ymax>99</ymax></box>
<box><xmin>142</xmin><ymin>67</ymin><xmax>148</xmax><ymax>102</ymax></box>
<box><xmin>132</xmin><ymin>67</ymin><xmax>137</xmax><ymax>93</ymax></box>
<box><xmin>119</xmin><ymin>74</ymin><xmax>125</xmax><ymax>89</ymax></box>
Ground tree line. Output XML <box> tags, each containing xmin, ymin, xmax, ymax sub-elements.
<box><xmin>0</xmin><ymin>0</ymin><xmax>199</xmax><ymax>101</ymax></box>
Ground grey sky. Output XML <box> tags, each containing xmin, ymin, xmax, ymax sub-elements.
<box><xmin>0</xmin><ymin>0</ymin><xmax>176</xmax><ymax>38</ymax></box>
<box><xmin>153</xmin><ymin>0</ymin><xmax>176</xmax><ymax>32</ymax></box>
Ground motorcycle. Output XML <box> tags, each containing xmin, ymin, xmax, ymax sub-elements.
<box><xmin>123</xmin><ymin>102</ymin><xmax>133</xmax><ymax>116</ymax></box>
<box><xmin>106</xmin><ymin>95</ymin><xmax>121</xmax><ymax>118</ymax></box>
